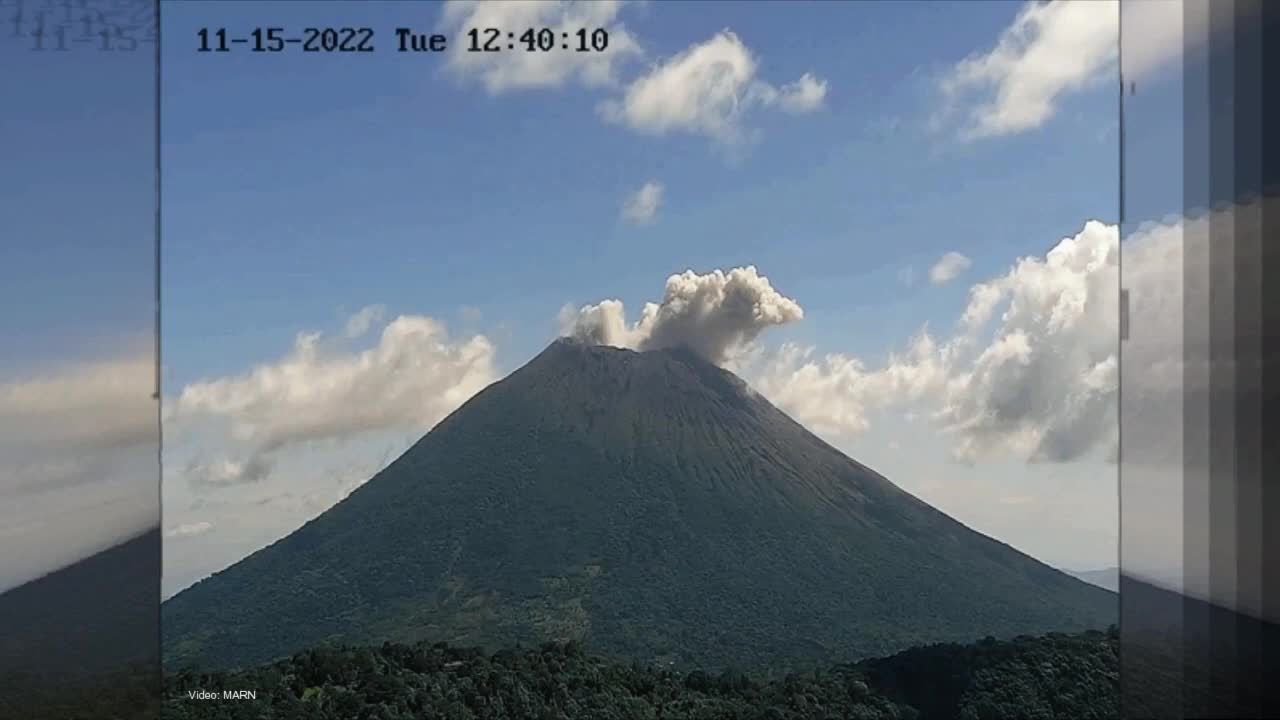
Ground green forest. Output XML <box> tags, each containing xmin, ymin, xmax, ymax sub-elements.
<box><xmin>162</xmin><ymin>627</ymin><xmax>1119</xmax><ymax>720</ymax></box>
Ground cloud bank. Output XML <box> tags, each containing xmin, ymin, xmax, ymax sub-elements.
<box><xmin>172</xmin><ymin>314</ymin><xmax>498</xmax><ymax>455</ymax></box>
<box><xmin>752</xmin><ymin>219</ymin><xmax>1135</xmax><ymax>464</ymax></box>
<box><xmin>0</xmin><ymin>351</ymin><xmax>158</xmax><ymax>592</ymax></box>
<box><xmin>752</xmin><ymin>331</ymin><xmax>949</xmax><ymax>439</ymax></box>
<box><xmin>0</xmin><ymin>354</ymin><xmax>156</xmax><ymax>454</ymax></box>
<box><xmin>560</xmin><ymin>265</ymin><xmax>804</xmax><ymax>366</ymax></box>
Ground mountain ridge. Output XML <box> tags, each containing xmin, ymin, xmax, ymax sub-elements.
<box><xmin>163</xmin><ymin>339</ymin><xmax>1116</xmax><ymax>672</ymax></box>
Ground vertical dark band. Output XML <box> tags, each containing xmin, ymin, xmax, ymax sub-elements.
<box><xmin>0</xmin><ymin>1</ymin><xmax>162</xmax><ymax>718</ymax></box>
<box><xmin>1122</xmin><ymin>0</ymin><xmax>1280</xmax><ymax>717</ymax></box>
<box><xmin>1260</xmin><ymin>0</ymin><xmax>1280</xmax><ymax>706</ymax></box>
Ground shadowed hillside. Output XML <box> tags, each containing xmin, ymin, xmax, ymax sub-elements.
<box><xmin>1120</xmin><ymin>574</ymin><xmax>1280</xmax><ymax>718</ymax></box>
<box><xmin>0</xmin><ymin>529</ymin><xmax>160</xmax><ymax>720</ymax></box>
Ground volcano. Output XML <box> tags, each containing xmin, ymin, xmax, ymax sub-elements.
<box><xmin>162</xmin><ymin>338</ymin><xmax>1115</xmax><ymax>671</ymax></box>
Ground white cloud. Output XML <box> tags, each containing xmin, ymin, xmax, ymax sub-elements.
<box><xmin>560</xmin><ymin>265</ymin><xmax>803</xmax><ymax>366</ymax></box>
<box><xmin>738</xmin><ymin>211</ymin><xmax>1220</xmax><ymax>598</ymax></box>
<box><xmin>928</xmin><ymin>251</ymin><xmax>973</xmax><ymax>285</ymax></box>
<box><xmin>0</xmin><ymin>353</ymin><xmax>155</xmax><ymax>453</ymax></box>
<box><xmin>939</xmin><ymin>0</ymin><xmax>1119</xmax><ymax>139</ymax></box>
<box><xmin>172</xmin><ymin>314</ymin><xmax>498</xmax><ymax>454</ymax></box>
<box><xmin>621</xmin><ymin>181</ymin><xmax>664</xmax><ymax>225</ymax></box>
<box><xmin>164</xmin><ymin>521</ymin><xmax>214</xmax><ymax>540</ymax></box>
<box><xmin>441</xmin><ymin>0</ymin><xmax>643</xmax><ymax>94</ymax></box>
<box><xmin>937</xmin><ymin>220</ymin><xmax>1119</xmax><ymax>462</ymax></box>
<box><xmin>936</xmin><ymin>0</ymin><xmax>1199</xmax><ymax>140</ymax></box>
<box><xmin>599</xmin><ymin>30</ymin><xmax>827</xmax><ymax>144</ymax></box>
<box><xmin>344</xmin><ymin>304</ymin><xmax>386</xmax><ymax>339</ymax></box>
<box><xmin>750</xmin><ymin>220</ymin><xmax>1132</xmax><ymax>464</ymax></box>
<box><xmin>438</xmin><ymin>8</ymin><xmax>826</xmax><ymax>147</ymax></box>
<box><xmin>750</xmin><ymin>331</ymin><xmax>949</xmax><ymax>440</ymax></box>
<box><xmin>750</xmin><ymin>72</ymin><xmax>829</xmax><ymax>114</ymax></box>
<box><xmin>0</xmin><ymin>352</ymin><xmax>158</xmax><ymax>591</ymax></box>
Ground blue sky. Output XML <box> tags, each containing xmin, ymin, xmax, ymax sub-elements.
<box><xmin>8</xmin><ymin>0</ymin><xmax>1201</xmax><ymax>596</ymax></box>
<box><xmin>148</xmin><ymin>0</ymin><xmax>1151</xmax><ymax>598</ymax></box>
<box><xmin>161</xmin><ymin>0</ymin><xmax>1118</xmax><ymax>385</ymax></box>
<box><xmin>1</xmin><ymin>24</ymin><xmax>154</xmax><ymax>371</ymax></box>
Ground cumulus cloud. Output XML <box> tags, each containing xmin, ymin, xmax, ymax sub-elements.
<box><xmin>172</xmin><ymin>314</ymin><xmax>498</xmax><ymax>454</ymax></box>
<box><xmin>599</xmin><ymin>30</ymin><xmax>827</xmax><ymax>144</ymax></box>
<box><xmin>441</xmin><ymin>0</ymin><xmax>643</xmax><ymax>94</ymax></box>
<box><xmin>751</xmin><ymin>331</ymin><xmax>950</xmax><ymax>440</ymax></box>
<box><xmin>438</xmin><ymin>7</ymin><xmax>826</xmax><ymax>147</ymax></box>
<box><xmin>928</xmin><ymin>251</ymin><xmax>973</xmax><ymax>285</ymax></box>
<box><xmin>621</xmin><ymin>181</ymin><xmax>664</xmax><ymax>224</ymax></box>
<box><xmin>751</xmin><ymin>219</ymin><xmax>1136</xmax><ymax>464</ymax></box>
<box><xmin>560</xmin><ymin>266</ymin><xmax>803</xmax><ymax>366</ymax></box>
<box><xmin>936</xmin><ymin>0</ymin><xmax>1203</xmax><ymax>140</ymax></box>
<box><xmin>937</xmin><ymin>220</ymin><xmax>1118</xmax><ymax>462</ymax></box>
<box><xmin>938</xmin><ymin>0</ymin><xmax>1118</xmax><ymax>139</ymax></box>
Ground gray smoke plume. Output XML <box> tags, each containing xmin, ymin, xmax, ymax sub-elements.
<box><xmin>559</xmin><ymin>266</ymin><xmax>803</xmax><ymax>366</ymax></box>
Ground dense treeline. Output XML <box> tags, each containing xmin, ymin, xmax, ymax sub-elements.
<box><xmin>0</xmin><ymin>667</ymin><xmax>158</xmax><ymax>720</ymax></box>
<box><xmin>854</xmin><ymin>628</ymin><xmax>1118</xmax><ymax>720</ymax></box>
<box><xmin>163</xmin><ymin>627</ymin><xmax>1118</xmax><ymax>720</ymax></box>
